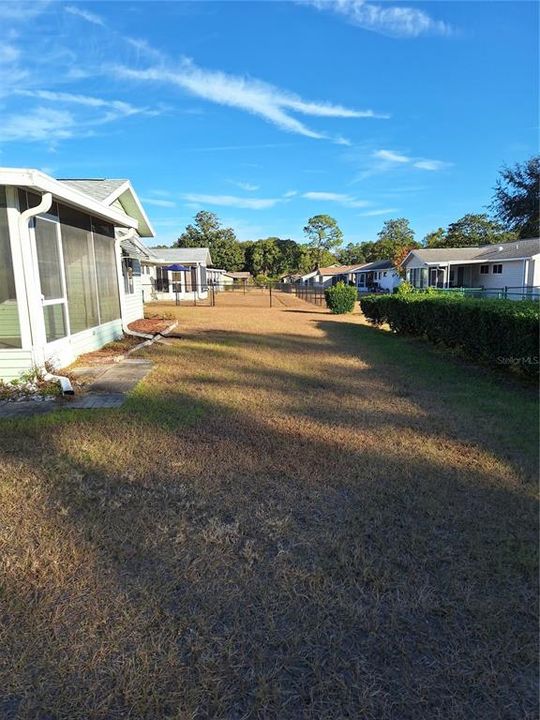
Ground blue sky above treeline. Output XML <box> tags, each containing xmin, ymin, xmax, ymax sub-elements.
<box><xmin>1</xmin><ymin>1</ymin><xmax>537</xmax><ymax>246</ymax></box>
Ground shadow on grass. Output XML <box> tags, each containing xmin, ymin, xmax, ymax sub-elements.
<box><xmin>0</xmin><ymin>315</ymin><xmax>538</xmax><ymax>719</ymax></box>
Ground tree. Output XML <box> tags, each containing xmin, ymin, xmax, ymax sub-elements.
<box><xmin>490</xmin><ymin>156</ymin><xmax>540</xmax><ymax>238</ymax></box>
<box><xmin>371</xmin><ymin>218</ymin><xmax>420</xmax><ymax>268</ymax></box>
<box><xmin>251</xmin><ymin>238</ymin><xmax>281</xmax><ymax>275</ymax></box>
<box><xmin>338</xmin><ymin>243</ymin><xmax>367</xmax><ymax>265</ymax></box>
<box><xmin>303</xmin><ymin>215</ymin><xmax>343</xmax><ymax>267</ymax></box>
<box><xmin>424</xmin><ymin>228</ymin><xmax>447</xmax><ymax>248</ymax></box>
<box><xmin>445</xmin><ymin>213</ymin><xmax>516</xmax><ymax>247</ymax></box>
<box><xmin>176</xmin><ymin>210</ymin><xmax>243</xmax><ymax>270</ymax></box>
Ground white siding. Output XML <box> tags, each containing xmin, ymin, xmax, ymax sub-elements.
<box><xmin>0</xmin><ymin>350</ymin><xmax>35</xmax><ymax>381</ymax></box>
<box><xmin>478</xmin><ymin>260</ymin><xmax>525</xmax><ymax>290</ymax></box>
<box><xmin>123</xmin><ymin>274</ymin><xmax>144</xmax><ymax>323</ymax></box>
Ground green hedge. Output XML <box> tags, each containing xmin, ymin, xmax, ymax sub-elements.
<box><xmin>325</xmin><ymin>282</ymin><xmax>357</xmax><ymax>314</ymax></box>
<box><xmin>359</xmin><ymin>294</ymin><xmax>539</xmax><ymax>376</ymax></box>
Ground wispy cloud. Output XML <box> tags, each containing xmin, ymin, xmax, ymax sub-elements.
<box><xmin>114</xmin><ymin>56</ymin><xmax>387</xmax><ymax>142</ymax></box>
<box><xmin>140</xmin><ymin>197</ymin><xmax>176</xmax><ymax>208</ymax></box>
<box><xmin>301</xmin><ymin>0</ymin><xmax>453</xmax><ymax>38</ymax></box>
<box><xmin>17</xmin><ymin>90</ymin><xmax>159</xmax><ymax>121</ymax></box>
<box><xmin>302</xmin><ymin>191</ymin><xmax>369</xmax><ymax>208</ymax></box>
<box><xmin>65</xmin><ymin>5</ymin><xmax>105</xmax><ymax>27</ymax></box>
<box><xmin>373</xmin><ymin>149</ymin><xmax>409</xmax><ymax>163</ymax></box>
<box><xmin>373</xmin><ymin>148</ymin><xmax>451</xmax><ymax>171</ymax></box>
<box><xmin>0</xmin><ymin>43</ymin><xmax>20</xmax><ymax>63</ymax></box>
<box><xmin>1</xmin><ymin>107</ymin><xmax>75</xmax><ymax>142</ymax></box>
<box><xmin>0</xmin><ymin>2</ymin><xmax>50</xmax><ymax>22</ymax></box>
<box><xmin>229</xmin><ymin>180</ymin><xmax>260</xmax><ymax>192</ymax></box>
<box><xmin>283</xmin><ymin>190</ymin><xmax>298</xmax><ymax>198</ymax></box>
<box><xmin>181</xmin><ymin>193</ymin><xmax>281</xmax><ymax>210</ymax></box>
<box><xmin>359</xmin><ymin>207</ymin><xmax>398</xmax><ymax>216</ymax></box>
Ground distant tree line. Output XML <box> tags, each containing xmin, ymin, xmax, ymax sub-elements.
<box><xmin>168</xmin><ymin>156</ymin><xmax>538</xmax><ymax>276</ymax></box>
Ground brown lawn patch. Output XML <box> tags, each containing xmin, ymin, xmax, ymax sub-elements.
<box><xmin>0</xmin><ymin>291</ymin><xmax>537</xmax><ymax>719</ymax></box>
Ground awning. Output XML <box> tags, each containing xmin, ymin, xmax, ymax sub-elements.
<box><xmin>165</xmin><ymin>264</ymin><xmax>191</xmax><ymax>272</ymax></box>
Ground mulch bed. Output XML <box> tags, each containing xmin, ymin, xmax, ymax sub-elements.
<box><xmin>129</xmin><ymin>318</ymin><xmax>172</xmax><ymax>335</ymax></box>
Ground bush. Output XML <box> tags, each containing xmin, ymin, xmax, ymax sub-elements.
<box><xmin>325</xmin><ymin>281</ymin><xmax>357</xmax><ymax>314</ymax></box>
<box><xmin>360</xmin><ymin>294</ymin><xmax>539</xmax><ymax>376</ymax></box>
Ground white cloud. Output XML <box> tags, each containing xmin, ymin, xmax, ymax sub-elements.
<box><xmin>140</xmin><ymin>198</ymin><xmax>176</xmax><ymax>208</ymax></box>
<box><xmin>229</xmin><ymin>180</ymin><xmax>260</xmax><ymax>192</ymax></box>
<box><xmin>1</xmin><ymin>107</ymin><xmax>75</xmax><ymax>142</ymax></box>
<box><xmin>0</xmin><ymin>44</ymin><xmax>20</xmax><ymax>63</ymax></box>
<box><xmin>0</xmin><ymin>2</ymin><xmax>50</xmax><ymax>21</ymax></box>
<box><xmin>301</xmin><ymin>0</ymin><xmax>452</xmax><ymax>38</ymax></box>
<box><xmin>65</xmin><ymin>5</ymin><xmax>105</xmax><ymax>26</ymax></box>
<box><xmin>369</xmin><ymin>148</ymin><xmax>451</xmax><ymax>173</ymax></box>
<box><xmin>359</xmin><ymin>207</ymin><xmax>398</xmax><ymax>216</ymax></box>
<box><xmin>373</xmin><ymin>149</ymin><xmax>410</xmax><ymax>163</ymax></box>
<box><xmin>413</xmin><ymin>159</ymin><xmax>449</xmax><ymax>171</ymax></box>
<box><xmin>302</xmin><ymin>191</ymin><xmax>369</xmax><ymax>208</ymax></box>
<box><xmin>181</xmin><ymin>193</ymin><xmax>281</xmax><ymax>210</ymax></box>
<box><xmin>114</xmin><ymin>56</ymin><xmax>387</xmax><ymax>141</ymax></box>
<box><xmin>283</xmin><ymin>190</ymin><xmax>298</xmax><ymax>198</ymax></box>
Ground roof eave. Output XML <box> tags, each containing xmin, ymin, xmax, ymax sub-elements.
<box><xmin>104</xmin><ymin>180</ymin><xmax>155</xmax><ymax>238</ymax></box>
<box><xmin>0</xmin><ymin>167</ymin><xmax>139</xmax><ymax>230</ymax></box>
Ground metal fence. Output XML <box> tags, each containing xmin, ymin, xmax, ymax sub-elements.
<box><xmin>415</xmin><ymin>286</ymin><xmax>540</xmax><ymax>302</ymax></box>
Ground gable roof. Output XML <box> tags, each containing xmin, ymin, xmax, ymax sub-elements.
<box><xmin>145</xmin><ymin>247</ymin><xmax>212</xmax><ymax>265</ymax></box>
<box><xmin>224</xmin><ymin>271</ymin><xmax>251</xmax><ymax>279</ymax></box>
<box><xmin>404</xmin><ymin>238</ymin><xmax>540</xmax><ymax>266</ymax></box>
<box><xmin>58</xmin><ymin>178</ymin><xmax>154</xmax><ymax>238</ymax></box>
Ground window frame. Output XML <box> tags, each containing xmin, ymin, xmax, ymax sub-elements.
<box><xmin>492</xmin><ymin>264</ymin><xmax>503</xmax><ymax>274</ymax></box>
<box><xmin>480</xmin><ymin>265</ymin><xmax>489</xmax><ymax>275</ymax></box>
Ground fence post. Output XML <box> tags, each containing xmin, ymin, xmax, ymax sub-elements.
<box><xmin>212</xmin><ymin>284</ymin><xmax>215</xmax><ymax>307</ymax></box>
<box><xmin>269</xmin><ymin>283</ymin><xmax>272</xmax><ymax>307</ymax></box>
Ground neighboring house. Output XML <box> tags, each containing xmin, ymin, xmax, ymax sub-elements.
<box><xmin>354</xmin><ymin>260</ymin><xmax>401</xmax><ymax>293</ymax></box>
<box><xmin>308</xmin><ymin>264</ymin><xmax>364</xmax><ymax>286</ymax></box>
<box><xmin>224</xmin><ymin>271</ymin><xmax>252</xmax><ymax>285</ymax></box>
<box><xmin>207</xmin><ymin>267</ymin><xmax>234</xmax><ymax>291</ymax></box>
<box><xmin>141</xmin><ymin>247</ymin><xmax>212</xmax><ymax>301</ymax></box>
<box><xmin>0</xmin><ymin>168</ymin><xmax>154</xmax><ymax>381</ymax></box>
<box><xmin>280</xmin><ymin>273</ymin><xmax>304</xmax><ymax>284</ymax></box>
<box><xmin>402</xmin><ymin>238</ymin><xmax>540</xmax><ymax>294</ymax></box>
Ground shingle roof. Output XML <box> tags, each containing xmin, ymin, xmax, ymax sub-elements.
<box><xmin>57</xmin><ymin>179</ymin><xmax>127</xmax><ymax>202</ymax></box>
<box><xmin>145</xmin><ymin>247</ymin><xmax>212</xmax><ymax>264</ymax></box>
<box><xmin>408</xmin><ymin>238</ymin><xmax>540</xmax><ymax>264</ymax></box>
<box><xmin>355</xmin><ymin>259</ymin><xmax>395</xmax><ymax>272</ymax></box>
<box><xmin>318</xmin><ymin>264</ymin><xmax>364</xmax><ymax>275</ymax></box>
<box><xmin>225</xmin><ymin>271</ymin><xmax>251</xmax><ymax>279</ymax></box>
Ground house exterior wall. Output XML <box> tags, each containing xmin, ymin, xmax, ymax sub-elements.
<box><xmin>142</xmin><ymin>262</ymin><xmax>208</xmax><ymax>301</ymax></box>
<box><xmin>0</xmin><ymin>185</ymin><xmax>130</xmax><ymax>381</ymax></box>
<box><xmin>475</xmin><ymin>260</ymin><xmax>524</xmax><ymax>289</ymax></box>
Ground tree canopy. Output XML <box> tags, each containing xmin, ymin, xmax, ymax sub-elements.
<box><xmin>176</xmin><ymin>210</ymin><xmax>244</xmax><ymax>270</ymax></box>
<box><xmin>303</xmin><ymin>215</ymin><xmax>343</xmax><ymax>267</ymax></box>
<box><xmin>424</xmin><ymin>213</ymin><xmax>516</xmax><ymax>248</ymax></box>
<box><xmin>490</xmin><ymin>156</ymin><xmax>540</xmax><ymax>238</ymax></box>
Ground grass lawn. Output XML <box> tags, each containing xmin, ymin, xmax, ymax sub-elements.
<box><xmin>1</xmin><ymin>290</ymin><xmax>538</xmax><ymax>719</ymax></box>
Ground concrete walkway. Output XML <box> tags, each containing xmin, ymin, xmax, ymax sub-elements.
<box><xmin>0</xmin><ymin>359</ymin><xmax>152</xmax><ymax>419</ymax></box>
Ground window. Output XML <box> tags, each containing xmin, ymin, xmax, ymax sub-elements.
<box><xmin>480</xmin><ymin>265</ymin><xmax>489</xmax><ymax>274</ymax></box>
<box><xmin>94</xmin><ymin>221</ymin><xmax>121</xmax><ymax>322</ymax></box>
<box><xmin>358</xmin><ymin>273</ymin><xmax>365</xmax><ymax>287</ymax></box>
<box><xmin>383</xmin><ymin>271</ymin><xmax>387</xmax><ymax>277</ymax></box>
<box><xmin>492</xmin><ymin>264</ymin><xmax>503</xmax><ymax>274</ymax></box>
<box><xmin>156</xmin><ymin>266</ymin><xmax>169</xmax><ymax>292</ymax></box>
<box><xmin>0</xmin><ymin>187</ymin><xmax>22</xmax><ymax>349</ymax></box>
<box><xmin>60</xmin><ymin>205</ymin><xmax>99</xmax><ymax>334</ymax></box>
<box><xmin>35</xmin><ymin>216</ymin><xmax>67</xmax><ymax>343</ymax></box>
<box><xmin>122</xmin><ymin>255</ymin><xmax>135</xmax><ymax>294</ymax></box>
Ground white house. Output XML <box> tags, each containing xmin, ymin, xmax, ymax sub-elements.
<box><xmin>141</xmin><ymin>247</ymin><xmax>212</xmax><ymax>302</ymax></box>
<box><xmin>302</xmin><ymin>264</ymin><xmax>363</xmax><ymax>286</ymax></box>
<box><xmin>354</xmin><ymin>260</ymin><xmax>401</xmax><ymax>293</ymax></box>
<box><xmin>207</xmin><ymin>268</ymin><xmax>234</xmax><ymax>290</ymax></box>
<box><xmin>0</xmin><ymin>168</ymin><xmax>154</xmax><ymax>381</ymax></box>
<box><xmin>402</xmin><ymin>239</ymin><xmax>540</xmax><ymax>297</ymax></box>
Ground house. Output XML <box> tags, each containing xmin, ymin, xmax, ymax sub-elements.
<box><xmin>141</xmin><ymin>247</ymin><xmax>212</xmax><ymax>301</ymax></box>
<box><xmin>354</xmin><ymin>260</ymin><xmax>401</xmax><ymax>293</ymax></box>
<box><xmin>279</xmin><ymin>272</ymin><xmax>304</xmax><ymax>284</ymax></box>
<box><xmin>0</xmin><ymin>168</ymin><xmax>154</xmax><ymax>381</ymax></box>
<box><xmin>402</xmin><ymin>239</ymin><xmax>540</xmax><ymax>296</ymax></box>
<box><xmin>207</xmin><ymin>268</ymin><xmax>234</xmax><ymax>291</ymax></box>
<box><xmin>308</xmin><ymin>264</ymin><xmax>365</xmax><ymax>287</ymax></box>
<box><xmin>224</xmin><ymin>271</ymin><xmax>252</xmax><ymax>285</ymax></box>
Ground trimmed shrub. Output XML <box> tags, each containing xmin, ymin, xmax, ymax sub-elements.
<box><xmin>325</xmin><ymin>281</ymin><xmax>357</xmax><ymax>314</ymax></box>
<box><xmin>360</xmin><ymin>294</ymin><xmax>539</xmax><ymax>376</ymax></box>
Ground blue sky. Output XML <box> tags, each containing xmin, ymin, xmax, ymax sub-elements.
<box><xmin>0</xmin><ymin>1</ymin><xmax>537</xmax><ymax>246</ymax></box>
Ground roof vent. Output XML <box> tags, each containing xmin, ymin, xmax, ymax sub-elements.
<box><xmin>498</xmin><ymin>246</ymin><xmax>504</xmax><ymax>251</ymax></box>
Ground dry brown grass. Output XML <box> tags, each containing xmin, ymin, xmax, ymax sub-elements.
<box><xmin>0</xmin><ymin>291</ymin><xmax>538</xmax><ymax>719</ymax></box>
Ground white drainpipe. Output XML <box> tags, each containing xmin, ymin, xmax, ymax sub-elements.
<box><xmin>115</xmin><ymin>228</ymin><xmax>154</xmax><ymax>340</ymax></box>
<box><xmin>18</xmin><ymin>192</ymin><xmax>74</xmax><ymax>395</ymax></box>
